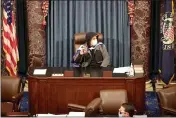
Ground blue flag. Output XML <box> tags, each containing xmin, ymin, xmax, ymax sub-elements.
<box><xmin>160</xmin><ymin>0</ymin><xmax>175</xmax><ymax>84</ymax></box>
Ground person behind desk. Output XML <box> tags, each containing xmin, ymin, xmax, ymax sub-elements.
<box><xmin>118</xmin><ymin>103</ymin><xmax>136</xmax><ymax>117</ymax></box>
<box><xmin>72</xmin><ymin>32</ymin><xmax>110</xmax><ymax>68</ymax></box>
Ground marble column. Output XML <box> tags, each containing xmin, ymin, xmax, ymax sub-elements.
<box><xmin>26</xmin><ymin>0</ymin><xmax>46</xmax><ymax>73</ymax></box>
<box><xmin>131</xmin><ymin>1</ymin><xmax>151</xmax><ymax>77</ymax></box>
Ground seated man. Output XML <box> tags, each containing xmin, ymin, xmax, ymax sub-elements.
<box><xmin>72</xmin><ymin>32</ymin><xmax>110</xmax><ymax>67</ymax></box>
<box><xmin>119</xmin><ymin>103</ymin><xmax>136</xmax><ymax>117</ymax></box>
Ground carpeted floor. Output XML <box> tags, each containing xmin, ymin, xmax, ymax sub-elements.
<box><xmin>145</xmin><ymin>92</ymin><xmax>160</xmax><ymax>117</ymax></box>
<box><xmin>20</xmin><ymin>92</ymin><xmax>29</xmax><ymax>112</ymax></box>
<box><xmin>20</xmin><ymin>92</ymin><xmax>161</xmax><ymax>117</ymax></box>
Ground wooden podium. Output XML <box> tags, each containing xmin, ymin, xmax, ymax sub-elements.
<box><xmin>28</xmin><ymin>67</ymin><xmax>146</xmax><ymax>115</ymax></box>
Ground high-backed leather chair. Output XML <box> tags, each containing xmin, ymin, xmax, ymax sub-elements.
<box><xmin>99</xmin><ymin>89</ymin><xmax>128</xmax><ymax>115</ymax></box>
<box><xmin>74</xmin><ymin>32</ymin><xmax>103</xmax><ymax>53</ymax></box>
<box><xmin>68</xmin><ymin>98</ymin><xmax>101</xmax><ymax>117</ymax></box>
<box><xmin>68</xmin><ymin>89</ymin><xmax>128</xmax><ymax>116</ymax></box>
<box><xmin>1</xmin><ymin>76</ymin><xmax>24</xmax><ymax>113</ymax></box>
<box><xmin>157</xmin><ymin>85</ymin><xmax>176</xmax><ymax>116</ymax></box>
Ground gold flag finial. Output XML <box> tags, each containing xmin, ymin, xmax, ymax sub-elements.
<box><xmin>172</xmin><ymin>0</ymin><xmax>174</xmax><ymax>15</ymax></box>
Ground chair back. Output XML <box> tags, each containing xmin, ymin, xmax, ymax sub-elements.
<box><xmin>1</xmin><ymin>76</ymin><xmax>21</xmax><ymax>102</ymax></box>
<box><xmin>157</xmin><ymin>85</ymin><xmax>176</xmax><ymax>109</ymax></box>
<box><xmin>84</xmin><ymin>98</ymin><xmax>101</xmax><ymax>117</ymax></box>
<box><xmin>100</xmin><ymin>89</ymin><xmax>128</xmax><ymax>114</ymax></box>
<box><xmin>74</xmin><ymin>32</ymin><xmax>103</xmax><ymax>53</ymax></box>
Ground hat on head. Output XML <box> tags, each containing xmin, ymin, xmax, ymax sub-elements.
<box><xmin>86</xmin><ymin>32</ymin><xmax>98</xmax><ymax>47</ymax></box>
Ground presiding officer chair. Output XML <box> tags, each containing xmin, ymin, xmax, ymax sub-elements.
<box><xmin>68</xmin><ymin>89</ymin><xmax>128</xmax><ymax>117</ymax></box>
<box><xmin>1</xmin><ymin>76</ymin><xmax>24</xmax><ymax>113</ymax></box>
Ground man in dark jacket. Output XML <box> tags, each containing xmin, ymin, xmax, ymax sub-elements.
<box><xmin>72</xmin><ymin>32</ymin><xmax>110</xmax><ymax>67</ymax></box>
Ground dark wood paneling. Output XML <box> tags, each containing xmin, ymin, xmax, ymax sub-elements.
<box><xmin>28</xmin><ymin>79</ymin><xmax>38</xmax><ymax>114</ymax></box>
<box><xmin>126</xmin><ymin>80</ymin><xmax>135</xmax><ymax>103</ymax></box>
<box><xmin>135</xmin><ymin>77</ymin><xmax>145</xmax><ymax>114</ymax></box>
<box><xmin>48</xmin><ymin>79</ymin><xmax>125</xmax><ymax>114</ymax></box>
<box><xmin>28</xmin><ymin>74</ymin><xmax>145</xmax><ymax>115</ymax></box>
<box><xmin>38</xmin><ymin>80</ymin><xmax>48</xmax><ymax>113</ymax></box>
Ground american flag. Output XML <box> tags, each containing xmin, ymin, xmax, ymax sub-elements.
<box><xmin>2</xmin><ymin>0</ymin><xmax>19</xmax><ymax>76</ymax></box>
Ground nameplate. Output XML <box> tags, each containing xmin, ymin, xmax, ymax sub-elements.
<box><xmin>52</xmin><ymin>73</ymin><xmax>64</xmax><ymax>77</ymax></box>
<box><xmin>33</xmin><ymin>69</ymin><xmax>47</xmax><ymax>75</ymax></box>
<box><xmin>68</xmin><ymin>112</ymin><xmax>85</xmax><ymax>116</ymax></box>
<box><xmin>83</xmin><ymin>73</ymin><xmax>90</xmax><ymax>77</ymax></box>
<box><xmin>113</xmin><ymin>67</ymin><xmax>130</xmax><ymax>73</ymax></box>
<box><xmin>37</xmin><ymin>114</ymin><xmax>67</xmax><ymax>116</ymax></box>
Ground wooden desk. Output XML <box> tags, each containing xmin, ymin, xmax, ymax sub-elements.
<box><xmin>2</xmin><ymin>112</ymin><xmax>29</xmax><ymax>117</ymax></box>
<box><xmin>28</xmin><ymin>67</ymin><xmax>146</xmax><ymax>115</ymax></box>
